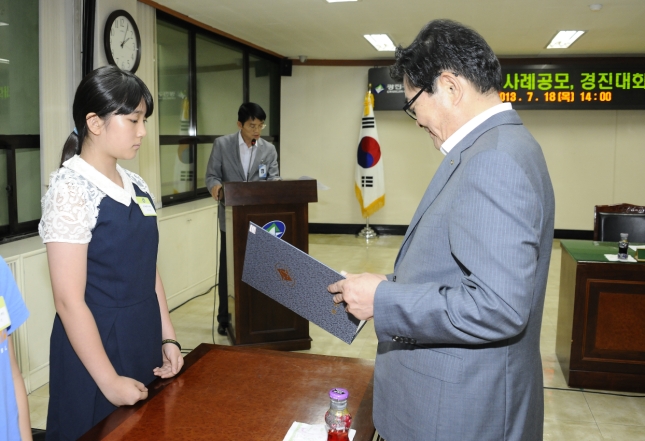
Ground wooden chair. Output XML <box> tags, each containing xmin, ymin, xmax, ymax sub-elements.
<box><xmin>593</xmin><ymin>203</ymin><xmax>645</xmax><ymax>242</ymax></box>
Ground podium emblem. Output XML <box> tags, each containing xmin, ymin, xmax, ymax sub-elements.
<box><xmin>263</xmin><ymin>220</ymin><xmax>286</xmax><ymax>239</ymax></box>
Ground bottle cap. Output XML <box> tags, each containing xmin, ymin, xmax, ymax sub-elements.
<box><xmin>329</xmin><ymin>388</ymin><xmax>349</xmax><ymax>400</ymax></box>
<box><xmin>620</xmin><ymin>233</ymin><xmax>629</xmax><ymax>239</ymax></box>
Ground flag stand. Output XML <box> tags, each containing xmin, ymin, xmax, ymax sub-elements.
<box><xmin>358</xmin><ymin>217</ymin><xmax>378</xmax><ymax>240</ymax></box>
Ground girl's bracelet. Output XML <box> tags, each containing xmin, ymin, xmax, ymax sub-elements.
<box><xmin>162</xmin><ymin>339</ymin><xmax>181</xmax><ymax>351</ymax></box>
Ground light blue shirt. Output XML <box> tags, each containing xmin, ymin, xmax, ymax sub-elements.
<box><xmin>0</xmin><ymin>257</ymin><xmax>29</xmax><ymax>441</ymax></box>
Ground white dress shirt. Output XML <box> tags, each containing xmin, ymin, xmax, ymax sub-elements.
<box><xmin>440</xmin><ymin>103</ymin><xmax>512</xmax><ymax>155</ymax></box>
<box><xmin>238</xmin><ymin>132</ymin><xmax>256</xmax><ymax>180</ymax></box>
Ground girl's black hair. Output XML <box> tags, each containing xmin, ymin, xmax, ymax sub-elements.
<box><xmin>60</xmin><ymin>65</ymin><xmax>154</xmax><ymax>167</ymax></box>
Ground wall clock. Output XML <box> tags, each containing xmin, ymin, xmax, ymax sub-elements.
<box><xmin>103</xmin><ymin>10</ymin><xmax>141</xmax><ymax>73</ymax></box>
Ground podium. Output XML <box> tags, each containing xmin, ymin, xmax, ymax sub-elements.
<box><xmin>221</xmin><ymin>179</ymin><xmax>317</xmax><ymax>350</ymax></box>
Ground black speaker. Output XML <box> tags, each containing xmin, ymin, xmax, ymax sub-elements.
<box><xmin>254</xmin><ymin>59</ymin><xmax>270</xmax><ymax>78</ymax></box>
<box><xmin>280</xmin><ymin>59</ymin><xmax>293</xmax><ymax>77</ymax></box>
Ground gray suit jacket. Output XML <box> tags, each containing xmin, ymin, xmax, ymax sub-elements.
<box><xmin>205</xmin><ymin>132</ymin><xmax>280</xmax><ymax>231</ymax></box>
<box><xmin>373</xmin><ymin>110</ymin><xmax>555</xmax><ymax>441</ymax></box>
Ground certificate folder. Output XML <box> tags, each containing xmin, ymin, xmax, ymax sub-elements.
<box><xmin>242</xmin><ymin>222</ymin><xmax>366</xmax><ymax>344</ymax></box>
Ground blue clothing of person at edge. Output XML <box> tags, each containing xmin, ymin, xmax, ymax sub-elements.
<box><xmin>0</xmin><ymin>257</ymin><xmax>31</xmax><ymax>441</ymax></box>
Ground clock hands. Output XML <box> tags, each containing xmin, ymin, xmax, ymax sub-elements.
<box><xmin>105</xmin><ymin>11</ymin><xmax>140</xmax><ymax>72</ymax></box>
<box><xmin>121</xmin><ymin>23</ymin><xmax>129</xmax><ymax>48</ymax></box>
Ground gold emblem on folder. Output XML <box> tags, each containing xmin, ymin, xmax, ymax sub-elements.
<box><xmin>275</xmin><ymin>263</ymin><xmax>295</xmax><ymax>287</ymax></box>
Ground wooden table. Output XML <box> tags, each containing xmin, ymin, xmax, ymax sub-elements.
<box><xmin>556</xmin><ymin>240</ymin><xmax>645</xmax><ymax>392</ymax></box>
<box><xmin>79</xmin><ymin>344</ymin><xmax>375</xmax><ymax>440</ymax></box>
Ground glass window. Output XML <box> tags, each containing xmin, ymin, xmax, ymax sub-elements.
<box><xmin>159</xmin><ymin>143</ymin><xmax>194</xmax><ymax>198</ymax></box>
<box><xmin>0</xmin><ymin>0</ymin><xmax>40</xmax><ymax>135</ymax></box>
<box><xmin>0</xmin><ymin>150</ymin><xmax>8</xmax><ymax>229</ymax></box>
<box><xmin>0</xmin><ymin>0</ymin><xmax>40</xmax><ymax>241</ymax></box>
<box><xmin>249</xmin><ymin>54</ymin><xmax>280</xmax><ymax>136</ymax></box>
<box><xmin>196</xmin><ymin>35</ymin><xmax>242</xmax><ymax>136</ymax></box>
<box><xmin>156</xmin><ymin>13</ymin><xmax>281</xmax><ymax>207</ymax></box>
<box><xmin>196</xmin><ymin>143</ymin><xmax>212</xmax><ymax>190</ymax></box>
<box><xmin>157</xmin><ymin>20</ymin><xmax>192</xmax><ymax>198</ymax></box>
<box><xmin>157</xmin><ymin>20</ymin><xmax>190</xmax><ymax>136</ymax></box>
<box><xmin>16</xmin><ymin>147</ymin><xmax>40</xmax><ymax>223</ymax></box>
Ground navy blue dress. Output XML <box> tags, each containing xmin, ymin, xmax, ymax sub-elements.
<box><xmin>45</xmin><ymin>183</ymin><xmax>162</xmax><ymax>441</ymax></box>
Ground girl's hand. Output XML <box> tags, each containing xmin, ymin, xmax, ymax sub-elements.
<box><xmin>153</xmin><ymin>343</ymin><xmax>184</xmax><ymax>378</ymax></box>
<box><xmin>100</xmin><ymin>375</ymin><xmax>148</xmax><ymax>406</ymax></box>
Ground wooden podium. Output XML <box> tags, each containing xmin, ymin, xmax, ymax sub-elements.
<box><xmin>221</xmin><ymin>179</ymin><xmax>317</xmax><ymax>350</ymax></box>
<box><xmin>556</xmin><ymin>240</ymin><xmax>645</xmax><ymax>392</ymax></box>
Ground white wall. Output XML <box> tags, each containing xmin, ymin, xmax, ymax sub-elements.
<box><xmin>39</xmin><ymin>0</ymin><xmax>80</xmax><ymax>192</ymax></box>
<box><xmin>519</xmin><ymin>109</ymin><xmax>645</xmax><ymax>230</ymax></box>
<box><xmin>281</xmin><ymin>65</ymin><xmax>645</xmax><ymax>231</ymax></box>
<box><xmin>94</xmin><ymin>0</ymin><xmax>139</xmax><ymax>70</ymax></box>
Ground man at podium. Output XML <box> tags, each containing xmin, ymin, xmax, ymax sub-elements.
<box><xmin>205</xmin><ymin>103</ymin><xmax>280</xmax><ymax>335</ymax></box>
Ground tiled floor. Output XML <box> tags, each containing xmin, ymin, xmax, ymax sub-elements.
<box><xmin>28</xmin><ymin>236</ymin><xmax>645</xmax><ymax>439</ymax></box>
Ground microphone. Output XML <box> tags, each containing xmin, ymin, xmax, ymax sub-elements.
<box><xmin>251</xmin><ymin>139</ymin><xmax>256</xmax><ymax>147</ymax></box>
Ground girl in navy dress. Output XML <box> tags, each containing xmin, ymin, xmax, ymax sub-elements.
<box><xmin>39</xmin><ymin>66</ymin><xmax>183</xmax><ymax>440</ymax></box>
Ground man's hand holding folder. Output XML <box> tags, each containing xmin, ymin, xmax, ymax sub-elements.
<box><xmin>327</xmin><ymin>271</ymin><xmax>386</xmax><ymax>321</ymax></box>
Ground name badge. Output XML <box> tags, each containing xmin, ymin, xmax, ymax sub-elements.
<box><xmin>136</xmin><ymin>197</ymin><xmax>157</xmax><ymax>217</ymax></box>
<box><xmin>259</xmin><ymin>163</ymin><xmax>267</xmax><ymax>179</ymax></box>
<box><xmin>0</xmin><ymin>297</ymin><xmax>11</xmax><ymax>331</ymax></box>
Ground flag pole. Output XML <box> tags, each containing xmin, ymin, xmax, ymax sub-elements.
<box><xmin>357</xmin><ymin>84</ymin><xmax>378</xmax><ymax>241</ymax></box>
<box><xmin>358</xmin><ymin>216</ymin><xmax>378</xmax><ymax>240</ymax></box>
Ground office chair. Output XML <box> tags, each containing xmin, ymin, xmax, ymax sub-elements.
<box><xmin>593</xmin><ymin>203</ymin><xmax>645</xmax><ymax>243</ymax></box>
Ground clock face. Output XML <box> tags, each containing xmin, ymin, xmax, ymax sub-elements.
<box><xmin>104</xmin><ymin>11</ymin><xmax>141</xmax><ymax>73</ymax></box>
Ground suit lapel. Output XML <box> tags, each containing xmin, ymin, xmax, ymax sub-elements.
<box><xmin>395</xmin><ymin>149</ymin><xmax>462</xmax><ymax>266</ymax></box>
<box><xmin>394</xmin><ymin>110</ymin><xmax>523</xmax><ymax>268</ymax></box>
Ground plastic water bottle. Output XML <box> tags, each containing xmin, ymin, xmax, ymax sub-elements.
<box><xmin>618</xmin><ymin>233</ymin><xmax>629</xmax><ymax>260</ymax></box>
<box><xmin>324</xmin><ymin>387</ymin><xmax>352</xmax><ymax>441</ymax></box>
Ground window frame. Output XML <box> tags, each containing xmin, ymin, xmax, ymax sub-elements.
<box><xmin>0</xmin><ymin>135</ymin><xmax>41</xmax><ymax>241</ymax></box>
<box><xmin>157</xmin><ymin>11</ymin><xmax>281</xmax><ymax>207</ymax></box>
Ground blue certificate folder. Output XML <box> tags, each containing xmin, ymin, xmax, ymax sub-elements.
<box><xmin>241</xmin><ymin>222</ymin><xmax>366</xmax><ymax>344</ymax></box>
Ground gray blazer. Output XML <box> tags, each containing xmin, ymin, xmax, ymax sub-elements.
<box><xmin>205</xmin><ymin>132</ymin><xmax>280</xmax><ymax>231</ymax></box>
<box><xmin>372</xmin><ymin>110</ymin><xmax>555</xmax><ymax>441</ymax></box>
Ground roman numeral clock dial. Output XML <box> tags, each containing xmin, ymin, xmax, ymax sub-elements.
<box><xmin>103</xmin><ymin>10</ymin><xmax>141</xmax><ymax>73</ymax></box>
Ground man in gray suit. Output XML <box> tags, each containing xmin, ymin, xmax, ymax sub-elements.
<box><xmin>329</xmin><ymin>20</ymin><xmax>554</xmax><ymax>440</ymax></box>
<box><xmin>205</xmin><ymin>102</ymin><xmax>280</xmax><ymax>335</ymax></box>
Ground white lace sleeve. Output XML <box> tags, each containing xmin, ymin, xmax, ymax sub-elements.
<box><xmin>125</xmin><ymin>170</ymin><xmax>156</xmax><ymax>205</ymax></box>
<box><xmin>38</xmin><ymin>169</ymin><xmax>103</xmax><ymax>244</ymax></box>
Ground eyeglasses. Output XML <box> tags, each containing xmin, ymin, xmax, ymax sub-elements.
<box><xmin>248</xmin><ymin>123</ymin><xmax>267</xmax><ymax>130</ymax></box>
<box><xmin>402</xmin><ymin>88</ymin><xmax>425</xmax><ymax>120</ymax></box>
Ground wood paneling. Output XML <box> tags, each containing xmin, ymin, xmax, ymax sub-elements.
<box><xmin>556</xmin><ymin>246</ymin><xmax>645</xmax><ymax>392</ymax></box>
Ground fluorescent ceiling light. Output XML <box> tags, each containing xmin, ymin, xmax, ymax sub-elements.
<box><xmin>364</xmin><ymin>34</ymin><xmax>396</xmax><ymax>51</ymax></box>
<box><xmin>546</xmin><ymin>30</ymin><xmax>585</xmax><ymax>49</ymax></box>
<box><xmin>0</xmin><ymin>22</ymin><xmax>8</xmax><ymax>26</ymax></box>
<box><xmin>0</xmin><ymin>58</ymin><xmax>9</xmax><ymax>64</ymax></box>
<box><xmin>325</xmin><ymin>0</ymin><xmax>357</xmax><ymax>3</ymax></box>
